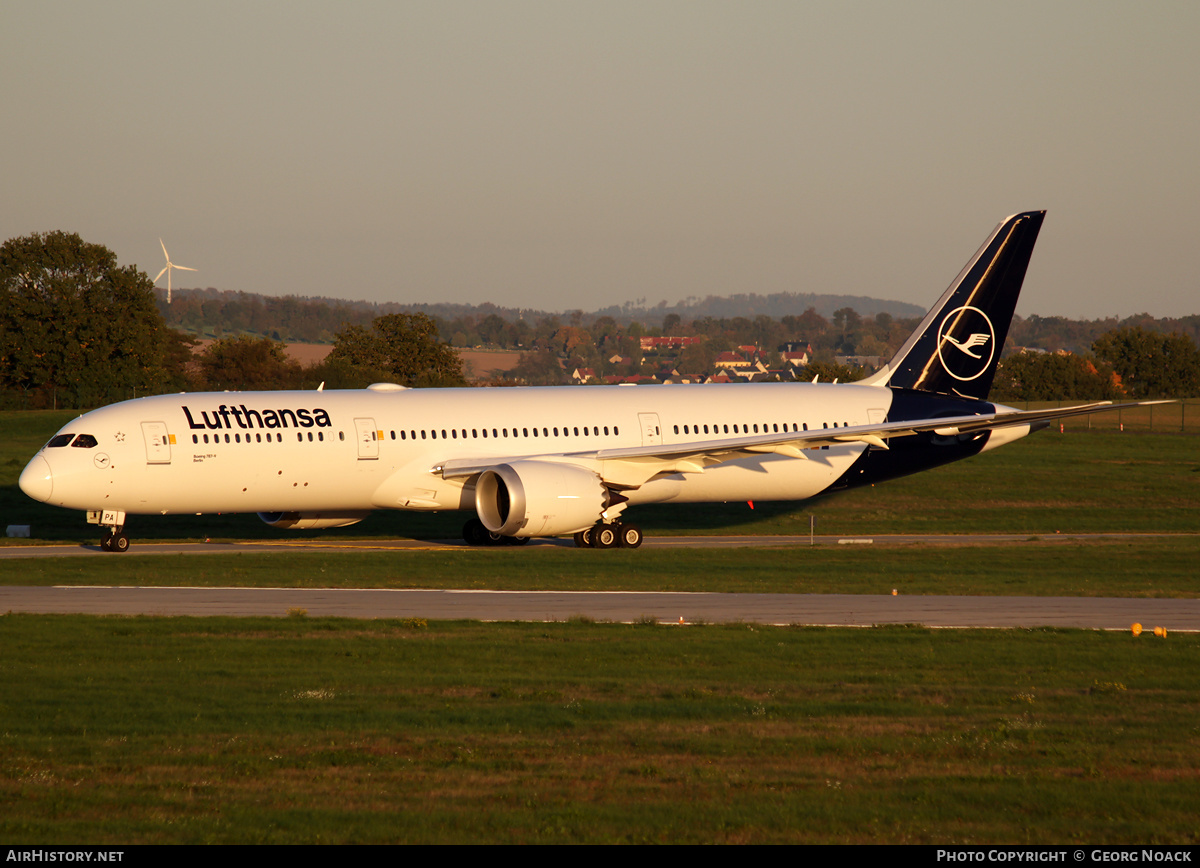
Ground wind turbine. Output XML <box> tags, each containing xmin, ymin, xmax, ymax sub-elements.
<box><xmin>154</xmin><ymin>239</ymin><xmax>196</xmax><ymax>305</ymax></box>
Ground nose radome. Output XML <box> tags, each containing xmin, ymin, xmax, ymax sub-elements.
<box><xmin>19</xmin><ymin>455</ymin><xmax>53</xmax><ymax>503</ymax></box>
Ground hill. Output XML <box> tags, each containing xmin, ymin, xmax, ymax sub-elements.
<box><xmin>157</xmin><ymin>287</ymin><xmax>926</xmax><ymax>345</ymax></box>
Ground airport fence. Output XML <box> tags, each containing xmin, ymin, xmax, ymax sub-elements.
<box><xmin>1013</xmin><ymin>399</ymin><xmax>1200</xmax><ymax>433</ymax></box>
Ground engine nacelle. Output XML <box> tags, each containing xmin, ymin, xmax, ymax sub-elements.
<box><xmin>257</xmin><ymin>511</ymin><xmax>371</xmax><ymax>530</ymax></box>
<box><xmin>475</xmin><ymin>461</ymin><xmax>607</xmax><ymax>538</ymax></box>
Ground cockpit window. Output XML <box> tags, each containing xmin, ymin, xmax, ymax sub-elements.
<box><xmin>71</xmin><ymin>434</ymin><xmax>98</xmax><ymax>448</ymax></box>
<box><xmin>47</xmin><ymin>434</ymin><xmax>74</xmax><ymax>448</ymax></box>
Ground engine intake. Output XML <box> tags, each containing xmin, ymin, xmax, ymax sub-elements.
<box><xmin>475</xmin><ymin>461</ymin><xmax>607</xmax><ymax>538</ymax></box>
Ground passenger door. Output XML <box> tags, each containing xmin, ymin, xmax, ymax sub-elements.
<box><xmin>637</xmin><ymin>412</ymin><xmax>662</xmax><ymax>446</ymax></box>
<box><xmin>354</xmin><ymin>417</ymin><xmax>380</xmax><ymax>460</ymax></box>
<box><xmin>140</xmin><ymin>421</ymin><xmax>173</xmax><ymax>464</ymax></box>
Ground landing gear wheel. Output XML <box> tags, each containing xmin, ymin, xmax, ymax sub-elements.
<box><xmin>592</xmin><ymin>523</ymin><xmax>619</xmax><ymax>549</ymax></box>
<box><xmin>100</xmin><ymin>532</ymin><xmax>113</xmax><ymax>552</ymax></box>
<box><xmin>110</xmin><ymin>533</ymin><xmax>130</xmax><ymax>553</ymax></box>
<box><xmin>618</xmin><ymin>523</ymin><xmax>643</xmax><ymax>549</ymax></box>
<box><xmin>463</xmin><ymin>518</ymin><xmax>488</xmax><ymax>546</ymax></box>
<box><xmin>503</xmin><ymin>535</ymin><xmax>530</xmax><ymax>546</ymax></box>
<box><xmin>573</xmin><ymin>527</ymin><xmax>593</xmax><ymax>548</ymax></box>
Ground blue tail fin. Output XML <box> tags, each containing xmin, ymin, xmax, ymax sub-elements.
<box><xmin>876</xmin><ymin>211</ymin><xmax>1045</xmax><ymax>400</ymax></box>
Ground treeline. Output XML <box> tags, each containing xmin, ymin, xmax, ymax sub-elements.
<box><xmin>4</xmin><ymin>231</ymin><xmax>1200</xmax><ymax>409</ymax></box>
<box><xmin>164</xmin><ymin>285</ymin><xmax>1200</xmax><ymax>362</ymax></box>
<box><xmin>159</xmin><ymin>287</ymin><xmax>927</xmax><ymax>346</ymax></box>
<box><xmin>486</xmin><ymin>308</ymin><xmax>913</xmax><ymax>386</ymax></box>
<box><xmin>439</xmin><ymin>306</ymin><xmax>1200</xmax><ymax>402</ymax></box>
<box><xmin>1008</xmin><ymin>313</ymin><xmax>1200</xmax><ymax>354</ymax></box>
<box><xmin>992</xmin><ymin>328</ymin><xmax>1200</xmax><ymax>402</ymax></box>
<box><xmin>183</xmin><ymin>315</ymin><xmax>466</xmax><ymax>395</ymax></box>
<box><xmin>158</xmin><ymin>288</ymin><xmax>497</xmax><ymax>345</ymax></box>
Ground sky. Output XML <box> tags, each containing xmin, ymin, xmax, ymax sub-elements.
<box><xmin>3</xmin><ymin>1</ymin><xmax>1199</xmax><ymax>320</ymax></box>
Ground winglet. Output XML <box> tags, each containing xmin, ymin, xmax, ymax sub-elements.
<box><xmin>874</xmin><ymin>211</ymin><xmax>1046</xmax><ymax>400</ymax></box>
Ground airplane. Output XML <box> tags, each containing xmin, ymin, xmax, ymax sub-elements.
<box><xmin>19</xmin><ymin>210</ymin><xmax>1158</xmax><ymax>552</ymax></box>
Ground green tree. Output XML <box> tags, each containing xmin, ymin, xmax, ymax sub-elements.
<box><xmin>800</xmin><ymin>361</ymin><xmax>867</xmax><ymax>383</ymax></box>
<box><xmin>161</xmin><ymin>329</ymin><xmax>199</xmax><ymax>392</ymax></box>
<box><xmin>508</xmin><ymin>348</ymin><xmax>567</xmax><ymax>385</ymax></box>
<box><xmin>301</xmin><ymin>356</ymin><xmax>393</xmax><ymax>391</ymax></box>
<box><xmin>551</xmin><ymin>326</ymin><xmax>594</xmax><ymax>356</ymax></box>
<box><xmin>990</xmin><ymin>351</ymin><xmax>1122</xmax><ymax>402</ymax></box>
<box><xmin>329</xmin><ymin>313</ymin><xmax>466</xmax><ymax>387</ymax></box>
<box><xmin>1093</xmin><ymin>327</ymin><xmax>1200</xmax><ymax>398</ymax></box>
<box><xmin>194</xmin><ymin>335</ymin><xmax>304</xmax><ymax>391</ymax></box>
<box><xmin>478</xmin><ymin>313</ymin><xmax>509</xmax><ymax>347</ymax></box>
<box><xmin>676</xmin><ymin>338</ymin><xmax>714</xmax><ymax>378</ymax></box>
<box><xmin>0</xmin><ymin>230</ymin><xmax>171</xmax><ymax>408</ymax></box>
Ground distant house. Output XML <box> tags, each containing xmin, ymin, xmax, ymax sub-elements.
<box><xmin>729</xmin><ymin>360</ymin><xmax>769</xmax><ymax>381</ymax></box>
<box><xmin>640</xmin><ymin>336</ymin><xmax>704</xmax><ymax>351</ymax></box>
<box><xmin>714</xmin><ymin>351</ymin><xmax>751</xmax><ymax>369</ymax></box>
<box><xmin>571</xmin><ymin>367</ymin><xmax>597</xmax><ymax>384</ymax></box>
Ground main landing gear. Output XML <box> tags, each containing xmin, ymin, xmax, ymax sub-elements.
<box><xmin>573</xmin><ymin>521</ymin><xmax>643</xmax><ymax>549</ymax></box>
<box><xmin>461</xmin><ymin>517</ymin><xmax>643</xmax><ymax>549</ymax></box>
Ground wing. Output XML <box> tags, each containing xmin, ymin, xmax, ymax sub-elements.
<box><xmin>437</xmin><ymin>400</ymin><xmax>1170</xmax><ymax>490</ymax></box>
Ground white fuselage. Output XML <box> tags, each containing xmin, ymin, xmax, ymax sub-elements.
<box><xmin>24</xmin><ymin>382</ymin><xmax>901</xmax><ymax>519</ymax></box>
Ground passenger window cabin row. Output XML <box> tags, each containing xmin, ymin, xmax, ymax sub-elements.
<box><xmin>673</xmin><ymin>420</ymin><xmax>851</xmax><ymax>435</ymax></box>
<box><xmin>192</xmin><ymin>431</ymin><xmax>328</xmax><ymax>444</ymax></box>
<box><xmin>188</xmin><ymin>425</ymin><xmax>624</xmax><ymax>446</ymax></box>
<box><xmin>389</xmin><ymin>425</ymin><xmax>619</xmax><ymax>441</ymax></box>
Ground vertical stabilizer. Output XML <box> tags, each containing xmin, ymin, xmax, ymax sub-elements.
<box><xmin>875</xmin><ymin>211</ymin><xmax>1045</xmax><ymax>400</ymax></box>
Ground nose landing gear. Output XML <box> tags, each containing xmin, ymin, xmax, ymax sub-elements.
<box><xmin>89</xmin><ymin>510</ymin><xmax>130</xmax><ymax>553</ymax></box>
<box><xmin>100</xmin><ymin>529</ymin><xmax>130</xmax><ymax>552</ymax></box>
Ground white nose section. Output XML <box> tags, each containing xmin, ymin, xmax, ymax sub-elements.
<box><xmin>19</xmin><ymin>455</ymin><xmax>53</xmax><ymax>503</ymax></box>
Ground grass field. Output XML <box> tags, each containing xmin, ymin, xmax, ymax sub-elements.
<box><xmin>2</xmin><ymin>408</ymin><xmax>1198</xmax><ymax>843</ymax></box>
<box><xmin>2</xmin><ymin>616</ymin><xmax>1197</xmax><ymax>844</ymax></box>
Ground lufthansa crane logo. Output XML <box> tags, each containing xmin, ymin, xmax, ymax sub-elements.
<box><xmin>936</xmin><ymin>305</ymin><xmax>995</xmax><ymax>382</ymax></box>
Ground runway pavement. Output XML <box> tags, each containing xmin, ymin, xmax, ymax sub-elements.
<box><xmin>1</xmin><ymin>531</ymin><xmax>1190</xmax><ymax>559</ymax></box>
<box><xmin>3</xmin><ymin>533</ymin><xmax>1195</xmax><ymax>630</ymax></box>
<box><xmin>2</xmin><ymin>585</ymin><xmax>1196</xmax><ymax>631</ymax></box>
